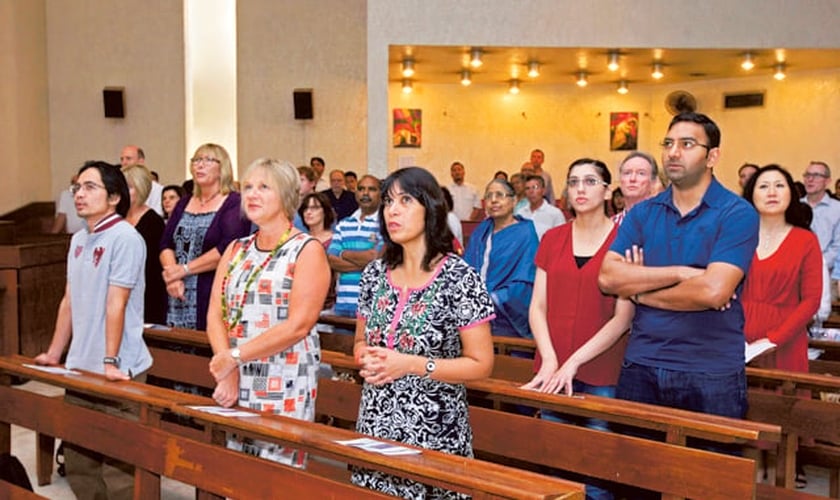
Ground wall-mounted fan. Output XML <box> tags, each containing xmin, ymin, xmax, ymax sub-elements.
<box><xmin>665</xmin><ymin>91</ymin><xmax>698</xmax><ymax>115</ymax></box>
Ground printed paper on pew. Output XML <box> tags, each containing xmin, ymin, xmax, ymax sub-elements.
<box><xmin>336</xmin><ymin>438</ymin><xmax>422</xmax><ymax>455</ymax></box>
<box><xmin>23</xmin><ymin>364</ymin><xmax>80</xmax><ymax>376</ymax></box>
<box><xmin>745</xmin><ymin>339</ymin><xmax>777</xmax><ymax>363</ymax></box>
<box><xmin>144</xmin><ymin>323</ymin><xmax>172</xmax><ymax>331</ymax></box>
<box><xmin>187</xmin><ymin>406</ymin><xmax>260</xmax><ymax>417</ymax></box>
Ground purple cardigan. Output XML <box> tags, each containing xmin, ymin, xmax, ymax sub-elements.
<box><xmin>160</xmin><ymin>192</ymin><xmax>252</xmax><ymax>330</ymax></box>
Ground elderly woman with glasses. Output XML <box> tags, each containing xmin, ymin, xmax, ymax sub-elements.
<box><xmin>464</xmin><ymin>178</ymin><xmax>538</xmax><ymax>338</ymax></box>
<box><xmin>160</xmin><ymin>143</ymin><xmax>252</xmax><ymax>331</ymax></box>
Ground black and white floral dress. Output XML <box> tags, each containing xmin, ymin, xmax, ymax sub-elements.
<box><xmin>351</xmin><ymin>254</ymin><xmax>495</xmax><ymax>499</ymax></box>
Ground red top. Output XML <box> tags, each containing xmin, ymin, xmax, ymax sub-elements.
<box><xmin>742</xmin><ymin>227</ymin><xmax>822</xmax><ymax>372</ymax></box>
<box><xmin>534</xmin><ymin>223</ymin><xmax>627</xmax><ymax>386</ymax></box>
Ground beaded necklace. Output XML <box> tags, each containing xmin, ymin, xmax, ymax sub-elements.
<box><xmin>221</xmin><ymin>226</ymin><xmax>293</xmax><ymax>331</ymax></box>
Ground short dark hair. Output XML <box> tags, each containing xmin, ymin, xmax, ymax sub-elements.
<box><xmin>494</xmin><ymin>170</ymin><xmax>508</xmax><ymax>181</ymax></box>
<box><xmin>380</xmin><ymin>167</ymin><xmax>453</xmax><ymax>271</ymax></box>
<box><xmin>743</xmin><ymin>164</ymin><xmax>812</xmax><ymax>230</ymax></box>
<box><xmin>298</xmin><ymin>192</ymin><xmax>336</xmax><ymax>229</ymax></box>
<box><xmin>344</xmin><ymin>170</ymin><xmax>358</xmax><ymax>180</ymax></box>
<box><xmin>525</xmin><ymin>175</ymin><xmax>545</xmax><ymax>188</ymax></box>
<box><xmin>738</xmin><ymin>163</ymin><xmax>759</xmax><ymax>175</ymax></box>
<box><xmin>77</xmin><ymin>161</ymin><xmax>130</xmax><ymax>217</ymax></box>
<box><xmin>297</xmin><ymin>165</ymin><xmax>316</xmax><ymax>182</ymax></box>
<box><xmin>667</xmin><ymin>112</ymin><xmax>721</xmax><ymax>149</ymax></box>
<box><xmin>310</xmin><ymin>156</ymin><xmax>325</xmax><ymax>167</ymax></box>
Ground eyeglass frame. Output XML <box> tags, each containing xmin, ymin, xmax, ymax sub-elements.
<box><xmin>190</xmin><ymin>156</ymin><xmax>221</xmax><ymax>165</ymax></box>
<box><xmin>659</xmin><ymin>138</ymin><xmax>710</xmax><ymax>152</ymax></box>
<box><xmin>70</xmin><ymin>181</ymin><xmax>107</xmax><ymax>195</ymax></box>
<box><xmin>567</xmin><ymin>177</ymin><xmax>608</xmax><ymax>188</ymax></box>
<box><xmin>483</xmin><ymin>191</ymin><xmax>515</xmax><ymax>201</ymax></box>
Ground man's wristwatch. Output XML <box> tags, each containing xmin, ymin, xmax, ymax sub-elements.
<box><xmin>103</xmin><ymin>356</ymin><xmax>121</xmax><ymax>368</ymax></box>
<box><xmin>231</xmin><ymin>347</ymin><xmax>243</xmax><ymax>365</ymax></box>
<box><xmin>423</xmin><ymin>357</ymin><xmax>436</xmax><ymax>379</ymax></box>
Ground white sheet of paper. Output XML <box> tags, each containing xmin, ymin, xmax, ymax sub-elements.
<box><xmin>187</xmin><ymin>406</ymin><xmax>259</xmax><ymax>417</ymax></box>
<box><xmin>336</xmin><ymin>437</ymin><xmax>421</xmax><ymax>455</ymax></box>
<box><xmin>745</xmin><ymin>339</ymin><xmax>777</xmax><ymax>363</ymax></box>
<box><xmin>23</xmin><ymin>364</ymin><xmax>80</xmax><ymax>375</ymax></box>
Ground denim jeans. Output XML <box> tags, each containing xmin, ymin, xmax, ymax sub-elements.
<box><xmin>541</xmin><ymin>380</ymin><xmax>616</xmax><ymax>500</ymax></box>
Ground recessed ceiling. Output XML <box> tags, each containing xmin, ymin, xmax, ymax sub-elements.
<box><xmin>389</xmin><ymin>46</ymin><xmax>840</xmax><ymax>87</ymax></box>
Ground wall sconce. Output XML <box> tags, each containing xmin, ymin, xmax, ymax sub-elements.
<box><xmin>607</xmin><ymin>51</ymin><xmax>620</xmax><ymax>72</ymax></box>
<box><xmin>401</xmin><ymin>79</ymin><xmax>413</xmax><ymax>94</ymax></box>
<box><xmin>401</xmin><ymin>58</ymin><xmax>415</xmax><ymax>78</ymax></box>
<box><xmin>470</xmin><ymin>47</ymin><xmax>483</xmax><ymax>68</ymax></box>
<box><xmin>508</xmin><ymin>79</ymin><xmax>521</xmax><ymax>95</ymax></box>
<box><xmin>460</xmin><ymin>69</ymin><xmax>472</xmax><ymax>86</ymax></box>
<box><xmin>527</xmin><ymin>60</ymin><xmax>540</xmax><ymax>78</ymax></box>
<box><xmin>651</xmin><ymin>62</ymin><xmax>664</xmax><ymax>80</ymax></box>
<box><xmin>617</xmin><ymin>80</ymin><xmax>629</xmax><ymax>94</ymax></box>
<box><xmin>576</xmin><ymin>71</ymin><xmax>588</xmax><ymax>87</ymax></box>
<box><xmin>774</xmin><ymin>62</ymin><xmax>786</xmax><ymax>80</ymax></box>
<box><xmin>741</xmin><ymin>52</ymin><xmax>755</xmax><ymax>71</ymax></box>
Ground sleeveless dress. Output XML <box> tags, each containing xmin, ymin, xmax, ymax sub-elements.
<box><xmin>223</xmin><ymin>232</ymin><xmax>322</xmax><ymax>467</ymax></box>
<box><xmin>167</xmin><ymin>211</ymin><xmax>215</xmax><ymax>328</ymax></box>
<box><xmin>351</xmin><ymin>255</ymin><xmax>495</xmax><ymax>499</ymax></box>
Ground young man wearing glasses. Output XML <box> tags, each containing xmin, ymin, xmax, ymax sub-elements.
<box><xmin>515</xmin><ymin>175</ymin><xmax>565</xmax><ymax>240</ymax></box>
<box><xmin>599</xmin><ymin>112</ymin><xmax>759</xmax><ymax>422</ymax></box>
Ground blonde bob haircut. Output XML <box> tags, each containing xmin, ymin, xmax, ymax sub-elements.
<box><xmin>122</xmin><ymin>164</ymin><xmax>152</xmax><ymax>206</ymax></box>
<box><xmin>191</xmin><ymin>143</ymin><xmax>236</xmax><ymax>198</ymax></box>
<box><xmin>241</xmin><ymin>158</ymin><xmax>300</xmax><ymax>220</ymax></box>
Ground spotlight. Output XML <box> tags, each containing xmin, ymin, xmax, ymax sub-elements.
<box><xmin>741</xmin><ymin>52</ymin><xmax>755</xmax><ymax>71</ymax></box>
<box><xmin>651</xmin><ymin>62</ymin><xmax>664</xmax><ymax>80</ymax></box>
<box><xmin>470</xmin><ymin>47</ymin><xmax>483</xmax><ymax>68</ymax></box>
<box><xmin>617</xmin><ymin>80</ymin><xmax>629</xmax><ymax>95</ymax></box>
<box><xmin>576</xmin><ymin>71</ymin><xmax>588</xmax><ymax>87</ymax></box>
<box><xmin>527</xmin><ymin>60</ymin><xmax>540</xmax><ymax>78</ymax></box>
<box><xmin>460</xmin><ymin>69</ymin><xmax>472</xmax><ymax>86</ymax></box>
<box><xmin>402</xmin><ymin>79</ymin><xmax>413</xmax><ymax>94</ymax></box>
<box><xmin>774</xmin><ymin>62</ymin><xmax>786</xmax><ymax>80</ymax></box>
<box><xmin>607</xmin><ymin>51</ymin><xmax>620</xmax><ymax>72</ymax></box>
<box><xmin>401</xmin><ymin>58</ymin><xmax>415</xmax><ymax>78</ymax></box>
<box><xmin>508</xmin><ymin>79</ymin><xmax>520</xmax><ymax>95</ymax></box>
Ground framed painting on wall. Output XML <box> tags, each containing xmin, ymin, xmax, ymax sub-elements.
<box><xmin>393</xmin><ymin>108</ymin><xmax>422</xmax><ymax>148</ymax></box>
<box><xmin>610</xmin><ymin>112</ymin><xmax>638</xmax><ymax>151</ymax></box>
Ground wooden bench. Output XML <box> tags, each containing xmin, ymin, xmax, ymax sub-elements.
<box><xmin>1</xmin><ymin>355</ymin><xmax>582</xmax><ymax>499</ymax></box>
<box><xmin>140</xmin><ymin>327</ymin><xmax>788</xmax><ymax>499</ymax></box>
<box><xmin>0</xmin><ymin>479</ymin><xmax>46</xmax><ymax>500</ymax></box>
<box><xmin>810</xmin><ymin>338</ymin><xmax>840</xmax><ymax>376</ymax></box>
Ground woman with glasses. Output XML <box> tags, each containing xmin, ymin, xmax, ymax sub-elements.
<box><xmin>742</xmin><ymin>165</ymin><xmax>821</xmax><ymax>372</ymax></box>
<box><xmin>160</xmin><ymin>143</ymin><xmax>251</xmax><ymax>331</ymax></box>
<box><xmin>523</xmin><ymin>158</ymin><xmax>632</xmax><ymax>500</ymax></box>
<box><xmin>298</xmin><ymin>192</ymin><xmax>337</xmax><ymax>310</ymax></box>
<box><xmin>464</xmin><ymin>178</ymin><xmax>538</xmax><ymax>338</ymax></box>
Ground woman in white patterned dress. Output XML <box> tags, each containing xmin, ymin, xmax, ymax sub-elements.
<box><xmin>352</xmin><ymin>167</ymin><xmax>495</xmax><ymax>499</ymax></box>
<box><xmin>206</xmin><ymin>158</ymin><xmax>330</xmax><ymax>466</ymax></box>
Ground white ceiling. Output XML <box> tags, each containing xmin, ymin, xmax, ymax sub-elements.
<box><xmin>389</xmin><ymin>46</ymin><xmax>840</xmax><ymax>88</ymax></box>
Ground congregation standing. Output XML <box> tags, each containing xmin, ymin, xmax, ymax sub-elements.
<box><xmin>38</xmin><ymin>111</ymin><xmax>833</xmax><ymax>499</ymax></box>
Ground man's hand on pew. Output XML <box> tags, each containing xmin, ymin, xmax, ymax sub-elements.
<box><xmin>212</xmin><ymin>371</ymin><xmax>240</xmax><ymax>408</ymax></box>
<box><xmin>103</xmin><ymin>363</ymin><xmax>131</xmax><ymax>381</ymax></box>
<box><xmin>33</xmin><ymin>352</ymin><xmax>61</xmax><ymax>367</ymax></box>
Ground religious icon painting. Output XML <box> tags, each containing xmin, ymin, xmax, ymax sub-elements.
<box><xmin>393</xmin><ymin>108</ymin><xmax>422</xmax><ymax>148</ymax></box>
<box><xmin>610</xmin><ymin>112</ymin><xmax>639</xmax><ymax>151</ymax></box>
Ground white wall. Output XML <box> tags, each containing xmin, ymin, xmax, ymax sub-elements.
<box><xmin>45</xmin><ymin>0</ymin><xmax>186</xmax><ymax>198</ymax></box>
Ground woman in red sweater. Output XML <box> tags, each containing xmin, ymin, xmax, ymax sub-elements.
<box><xmin>742</xmin><ymin>164</ymin><xmax>822</xmax><ymax>372</ymax></box>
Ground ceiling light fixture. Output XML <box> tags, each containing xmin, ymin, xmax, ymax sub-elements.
<box><xmin>401</xmin><ymin>58</ymin><xmax>415</xmax><ymax>78</ymax></box>
<box><xmin>651</xmin><ymin>62</ymin><xmax>664</xmax><ymax>80</ymax></box>
<box><xmin>460</xmin><ymin>69</ymin><xmax>472</xmax><ymax>86</ymax></box>
<box><xmin>607</xmin><ymin>51</ymin><xmax>620</xmax><ymax>72</ymax></box>
<box><xmin>401</xmin><ymin>79</ymin><xmax>413</xmax><ymax>94</ymax></box>
<box><xmin>527</xmin><ymin>60</ymin><xmax>540</xmax><ymax>78</ymax></box>
<box><xmin>617</xmin><ymin>80</ymin><xmax>629</xmax><ymax>95</ymax></box>
<box><xmin>576</xmin><ymin>71</ymin><xmax>588</xmax><ymax>87</ymax></box>
<box><xmin>508</xmin><ymin>79</ymin><xmax>521</xmax><ymax>95</ymax></box>
<box><xmin>741</xmin><ymin>52</ymin><xmax>755</xmax><ymax>71</ymax></box>
<box><xmin>469</xmin><ymin>47</ymin><xmax>483</xmax><ymax>68</ymax></box>
<box><xmin>774</xmin><ymin>62</ymin><xmax>786</xmax><ymax>80</ymax></box>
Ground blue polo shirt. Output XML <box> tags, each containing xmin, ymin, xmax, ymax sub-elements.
<box><xmin>610</xmin><ymin>177</ymin><xmax>758</xmax><ymax>373</ymax></box>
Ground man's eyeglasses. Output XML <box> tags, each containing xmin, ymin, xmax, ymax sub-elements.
<box><xmin>71</xmin><ymin>182</ymin><xmax>106</xmax><ymax>195</ymax></box>
<box><xmin>191</xmin><ymin>157</ymin><xmax>220</xmax><ymax>165</ymax></box>
<box><xmin>659</xmin><ymin>138</ymin><xmax>710</xmax><ymax>152</ymax></box>
<box><xmin>803</xmin><ymin>172</ymin><xmax>829</xmax><ymax>180</ymax></box>
<box><xmin>567</xmin><ymin>177</ymin><xmax>607</xmax><ymax>188</ymax></box>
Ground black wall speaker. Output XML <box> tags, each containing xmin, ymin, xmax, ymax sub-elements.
<box><xmin>103</xmin><ymin>88</ymin><xmax>125</xmax><ymax>118</ymax></box>
<box><xmin>293</xmin><ymin>89</ymin><xmax>313</xmax><ymax>120</ymax></box>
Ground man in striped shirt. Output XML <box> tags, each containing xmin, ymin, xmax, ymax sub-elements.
<box><xmin>612</xmin><ymin>151</ymin><xmax>658</xmax><ymax>225</ymax></box>
<box><xmin>327</xmin><ymin>175</ymin><xmax>383</xmax><ymax>319</ymax></box>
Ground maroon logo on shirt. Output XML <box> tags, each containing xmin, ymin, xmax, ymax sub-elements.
<box><xmin>93</xmin><ymin>247</ymin><xmax>105</xmax><ymax>267</ymax></box>
<box><xmin>74</xmin><ymin>246</ymin><xmax>83</xmax><ymax>258</ymax></box>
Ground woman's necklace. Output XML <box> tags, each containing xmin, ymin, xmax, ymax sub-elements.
<box><xmin>198</xmin><ymin>191</ymin><xmax>220</xmax><ymax>207</ymax></box>
<box><xmin>759</xmin><ymin>224</ymin><xmax>790</xmax><ymax>251</ymax></box>
<box><xmin>220</xmin><ymin>226</ymin><xmax>293</xmax><ymax>331</ymax></box>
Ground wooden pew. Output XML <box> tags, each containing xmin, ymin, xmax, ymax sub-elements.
<box><xmin>0</xmin><ymin>479</ymin><xmax>46</xmax><ymax>500</ymax></box>
<box><xmin>810</xmin><ymin>338</ymin><xmax>840</xmax><ymax>376</ymax></box>
<box><xmin>1</xmin><ymin>355</ymin><xmax>582</xmax><ymax>499</ymax></box>
<box><xmin>141</xmin><ymin>327</ymin><xmax>788</xmax><ymax>499</ymax></box>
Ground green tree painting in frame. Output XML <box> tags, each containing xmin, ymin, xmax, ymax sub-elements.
<box><xmin>393</xmin><ymin>108</ymin><xmax>422</xmax><ymax>148</ymax></box>
<box><xmin>610</xmin><ymin>112</ymin><xmax>638</xmax><ymax>151</ymax></box>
